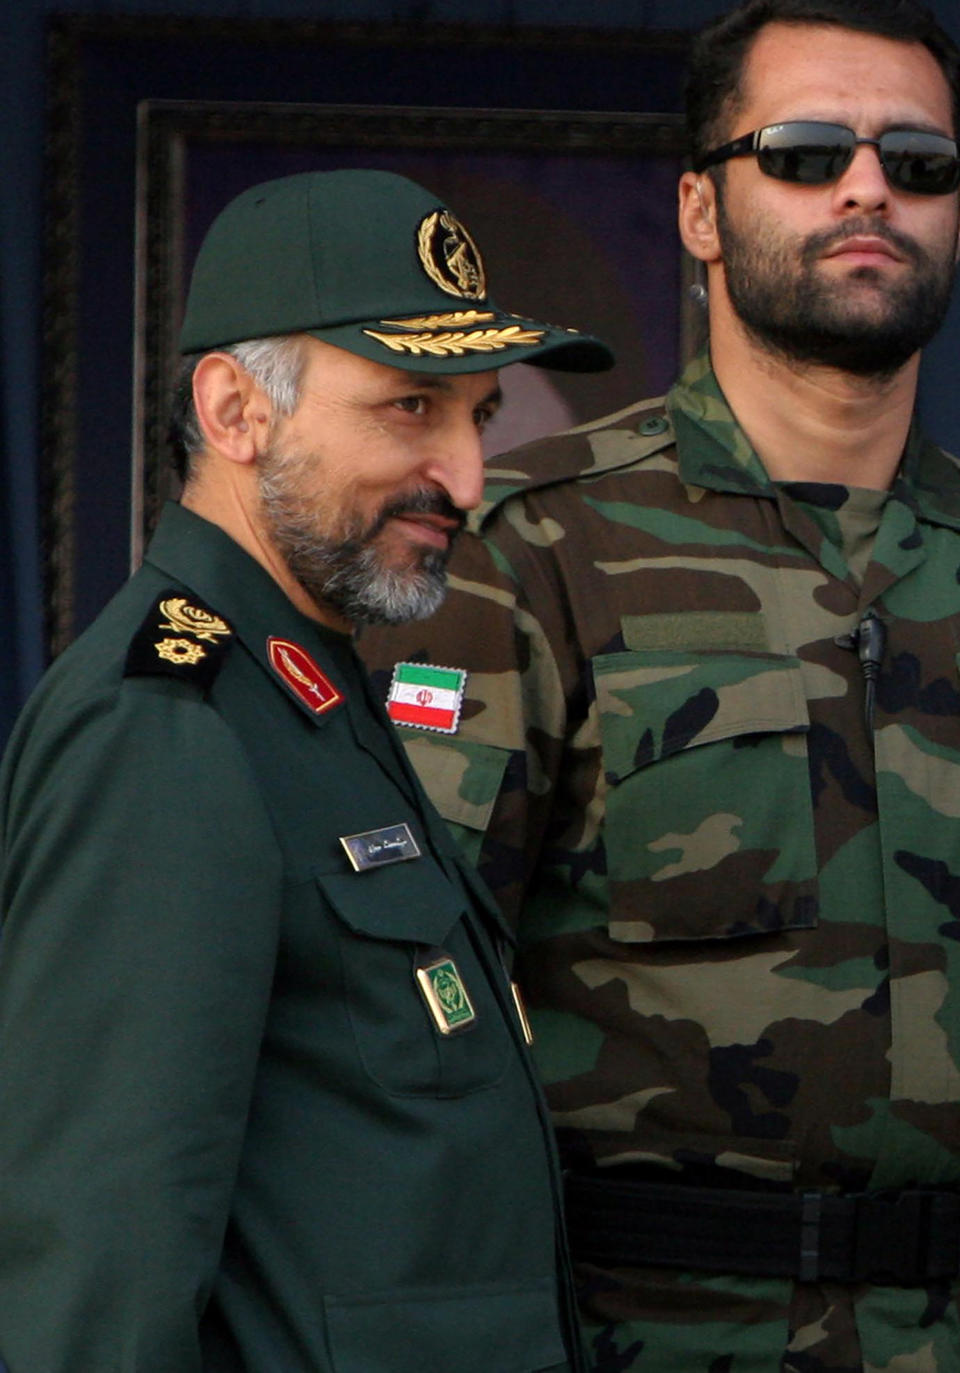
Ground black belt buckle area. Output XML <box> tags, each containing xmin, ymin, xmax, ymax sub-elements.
<box><xmin>811</xmin><ymin>1189</ymin><xmax>960</xmax><ymax>1284</ymax></box>
<box><xmin>843</xmin><ymin>1190</ymin><xmax>960</xmax><ymax>1285</ymax></box>
<box><xmin>564</xmin><ymin>1173</ymin><xmax>960</xmax><ymax>1286</ymax></box>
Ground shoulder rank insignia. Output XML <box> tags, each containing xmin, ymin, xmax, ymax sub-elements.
<box><xmin>124</xmin><ymin>591</ymin><xmax>233</xmax><ymax>691</ymax></box>
<box><xmin>268</xmin><ymin>637</ymin><xmax>343</xmax><ymax>715</ymax></box>
<box><xmin>386</xmin><ymin>662</ymin><xmax>466</xmax><ymax>733</ymax></box>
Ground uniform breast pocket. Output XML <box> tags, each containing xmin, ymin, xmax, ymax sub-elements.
<box><xmin>593</xmin><ymin>646</ymin><xmax>819</xmax><ymax>943</ymax></box>
<box><xmin>395</xmin><ymin>730</ymin><xmax>513</xmax><ymax>866</ymax></box>
<box><xmin>317</xmin><ymin>859</ymin><xmax>511</xmax><ymax>1098</ymax></box>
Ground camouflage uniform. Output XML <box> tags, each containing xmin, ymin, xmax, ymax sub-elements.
<box><xmin>360</xmin><ymin>353</ymin><xmax>960</xmax><ymax>1372</ymax></box>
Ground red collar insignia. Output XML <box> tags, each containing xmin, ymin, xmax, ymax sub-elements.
<box><xmin>267</xmin><ymin>637</ymin><xmax>343</xmax><ymax>715</ymax></box>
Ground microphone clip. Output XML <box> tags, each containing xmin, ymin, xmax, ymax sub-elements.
<box><xmin>835</xmin><ymin>607</ymin><xmax>886</xmax><ymax>730</ymax></box>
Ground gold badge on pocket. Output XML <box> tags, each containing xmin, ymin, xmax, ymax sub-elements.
<box><xmin>416</xmin><ymin>950</ymin><xmax>477</xmax><ymax>1035</ymax></box>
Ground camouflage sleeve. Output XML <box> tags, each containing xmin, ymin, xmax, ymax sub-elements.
<box><xmin>360</xmin><ymin>512</ymin><xmax>582</xmax><ymax>932</ymax></box>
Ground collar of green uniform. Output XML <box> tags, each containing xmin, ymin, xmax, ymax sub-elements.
<box><xmin>666</xmin><ymin>352</ymin><xmax>774</xmax><ymax>496</ymax></box>
<box><xmin>668</xmin><ymin>350</ymin><xmax>960</xmax><ymax>526</ymax></box>
<box><xmin>900</xmin><ymin>429</ymin><xmax>960</xmax><ymax>530</ymax></box>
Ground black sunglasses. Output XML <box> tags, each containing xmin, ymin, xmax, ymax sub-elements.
<box><xmin>695</xmin><ymin>120</ymin><xmax>960</xmax><ymax>195</ymax></box>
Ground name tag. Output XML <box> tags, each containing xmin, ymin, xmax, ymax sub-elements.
<box><xmin>340</xmin><ymin>822</ymin><xmax>421</xmax><ymax>872</ymax></box>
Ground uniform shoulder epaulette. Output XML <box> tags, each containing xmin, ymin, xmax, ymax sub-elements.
<box><xmin>124</xmin><ymin>591</ymin><xmax>234</xmax><ymax>692</ymax></box>
<box><xmin>471</xmin><ymin>395</ymin><xmax>674</xmax><ymax>531</ymax></box>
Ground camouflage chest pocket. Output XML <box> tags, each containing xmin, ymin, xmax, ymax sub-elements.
<box><xmin>318</xmin><ymin>858</ymin><xmax>511</xmax><ymax>1097</ymax></box>
<box><xmin>395</xmin><ymin>730</ymin><xmax>513</xmax><ymax>866</ymax></box>
<box><xmin>593</xmin><ymin>629</ymin><xmax>818</xmax><ymax>944</ymax></box>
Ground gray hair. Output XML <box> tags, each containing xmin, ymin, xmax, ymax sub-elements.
<box><xmin>168</xmin><ymin>334</ymin><xmax>307</xmax><ymax>482</ymax></box>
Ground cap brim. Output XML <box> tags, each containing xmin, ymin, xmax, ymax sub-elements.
<box><xmin>307</xmin><ymin>310</ymin><xmax>615</xmax><ymax>375</ymax></box>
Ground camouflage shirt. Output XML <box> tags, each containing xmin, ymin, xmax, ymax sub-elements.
<box><xmin>360</xmin><ymin>354</ymin><xmax>960</xmax><ymax>1372</ymax></box>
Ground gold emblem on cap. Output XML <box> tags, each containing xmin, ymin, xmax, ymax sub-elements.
<box><xmin>417</xmin><ymin>210</ymin><xmax>486</xmax><ymax>300</ymax></box>
<box><xmin>364</xmin><ymin>325</ymin><xmax>545</xmax><ymax>358</ymax></box>
<box><xmin>158</xmin><ymin>598</ymin><xmax>231</xmax><ymax>642</ymax></box>
<box><xmin>155</xmin><ymin>637</ymin><xmax>206</xmax><ymax>666</ymax></box>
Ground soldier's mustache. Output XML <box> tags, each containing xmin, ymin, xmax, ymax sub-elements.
<box><xmin>367</xmin><ymin>490</ymin><xmax>467</xmax><ymax>541</ymax></box>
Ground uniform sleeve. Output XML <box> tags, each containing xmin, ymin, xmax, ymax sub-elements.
<box><xmin>360</xmin><ymin>511</ymin><xmax>582</xmax><ymax>931</ymax></box>
<box><xmin>0</xmin><ymin>679</ymin><xmax>283</xmax><ymax>1373</ymax></box>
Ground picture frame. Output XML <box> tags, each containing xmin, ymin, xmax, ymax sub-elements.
<box><xmin>43</xmin><ymin>16</ymin><xmax>692</xmax><ymax>656</ymax></box>
<box><xmin>135</xmin><ymin>98</ymin><xmax>694</xmax><ymax>565</ymax></box>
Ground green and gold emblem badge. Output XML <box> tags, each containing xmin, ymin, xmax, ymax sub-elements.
<box><xmin>416</xmin><ymin>952</ymin><xmax>476</xmax><ymax>1035</ymax></box>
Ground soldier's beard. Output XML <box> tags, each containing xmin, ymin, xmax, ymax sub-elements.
<box><xmin>257</xmin><ymin>444</ymin><xmax>464</xmax><ymax>626</ymax></box>
<box><xmin>716</xmin><ymin>202</ymin><xmax>957</xmax><ymax>378</ymax></box>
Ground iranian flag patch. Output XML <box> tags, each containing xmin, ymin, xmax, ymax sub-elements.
<box><xmin>386</xmin><ymin>662</ymin><xmax>467</xmax><ymax>734</ymax></box>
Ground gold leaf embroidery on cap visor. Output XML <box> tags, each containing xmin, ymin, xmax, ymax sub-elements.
<box><xmin>417</xmin><ymin>210</ymin><xmax>486</xmax><ymax>300</ymax></box>
<box><xmin>363</xmin><ymin>325</ymin><xmax>545</xmax><ymax>357</ymax></box>
<box><xmin>377</xmin><ymin>311</ymin><xmax>496</xmax><ymax>330</ymax></box>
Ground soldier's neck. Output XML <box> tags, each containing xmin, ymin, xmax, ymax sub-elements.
<box><xmin>709</xmin><ymin>316</ymin><xmax>919</xmax><ymax>491</ymax></box>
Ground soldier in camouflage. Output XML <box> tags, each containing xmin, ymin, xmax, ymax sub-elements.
<box><xmin>361</xmin><ymin>0</ymin><xmax>960</xmax><ymax>1369</ymax></box>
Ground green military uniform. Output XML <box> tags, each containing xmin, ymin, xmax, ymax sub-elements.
<box><xmin>360</xmin><ymin>354</ymin><xmax>960</xmax><ymax>1372</ymax></box>
<box><xmin>0</xmin><ymin>502</ymin><xmax>583</xmax><ymax>1373</ymax></box>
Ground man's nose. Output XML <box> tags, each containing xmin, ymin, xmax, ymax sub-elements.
<box><xmin>423</xmin><ymin>423</ymin><xmax>486</xmax><ymax>513</ymax></box>
<box><xmin>831</xmin><ymin>141</ymin><xmax>891</xmax><ymax>214</ymax></box>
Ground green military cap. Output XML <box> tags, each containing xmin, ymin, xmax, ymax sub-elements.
<box><xmin>179</xmin><ymin>169</ymin><xmax>614</xmax><ymax>374</ymax></box>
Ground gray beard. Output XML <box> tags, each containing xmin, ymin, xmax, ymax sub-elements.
<box><xmin>304</xmin><ymin>538</ymin><xmax>450</xmax><ymax>626</ymax></box>
<box><xmin>258</xmin><ymin>464</ymin><xmax>459</xmax><ymax>626</ymax></box>
<box><xmin>717</xmin><ymin>206</ymin><xmax>957</xmax><ymax>378</ymax></box>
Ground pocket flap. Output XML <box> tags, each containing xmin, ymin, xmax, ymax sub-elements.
<box><xmin>317</xmin><ymin>859</ymin><xmax>463</xmax><ymax>946</ymax></box>
<box><xmin>398</xmin><ymin>731</ymin><xmax>512</xmax><ymax>833</ymax></box>
<box><xmin>594</xmin><ymin>647</ymin><xmax>809</xmax><ymax>783</ymax></box>
<box><xmin>324</xmin><ymin>1278</ymin><xmax>566</xmax><ymax>1373</ymax></box>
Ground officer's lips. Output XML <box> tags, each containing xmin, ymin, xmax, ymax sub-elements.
<box><xmin>375</xmin><ymin>492</ymin><xmax>466</xmax><ymax>553</ymax></box>
<box><xmin>390</xmin><ymin>511</ymin><xmax>463</xmax><ymax>551</ymax></box>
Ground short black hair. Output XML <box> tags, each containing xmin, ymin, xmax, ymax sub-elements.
<box><xmin>686</xmin><ymin>0</ymin><xmax>960</xmax><ymax>171</ymax></box>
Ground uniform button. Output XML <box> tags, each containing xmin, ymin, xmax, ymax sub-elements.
<box><xmin>639</xmin><ymin>415</ymin><xmax>669</xmax><ymax>436</ymax></box>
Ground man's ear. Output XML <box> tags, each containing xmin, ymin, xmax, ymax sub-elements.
<box><xmin>192</xmin><ymin>353</ymin><xmax>272</xmax><ymax>465</ymax></box>
<box><xmin>678</xmin><ymin>171</ymin><xmax>722</xmax><ymax>263</ymax></box>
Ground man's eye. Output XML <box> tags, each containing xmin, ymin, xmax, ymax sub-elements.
<box><xmin>394</xmin><ymin>395</ymin><xmax>428</xmax><ymax>415</ymax></box>
<box><xmin>474</xmin><ymin>407</ymin><xmax>495</xmax><ymax>431</ymax></box>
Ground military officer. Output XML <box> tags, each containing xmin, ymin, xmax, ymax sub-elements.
<box><xmin>360</xmin><ymin>2</ymin><xmax>960</xmax><ymax>1369</ymax></box>
<box><xmin>0</xmin><ymin>169</ymin><xmax>612</xmax><ymax>1372</ymax></box>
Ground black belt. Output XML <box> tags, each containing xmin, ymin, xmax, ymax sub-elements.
<box><xmin>564</xmin><ymin>1174</ymin><xmax>960</xmax><ymax>1285</ymax></box>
